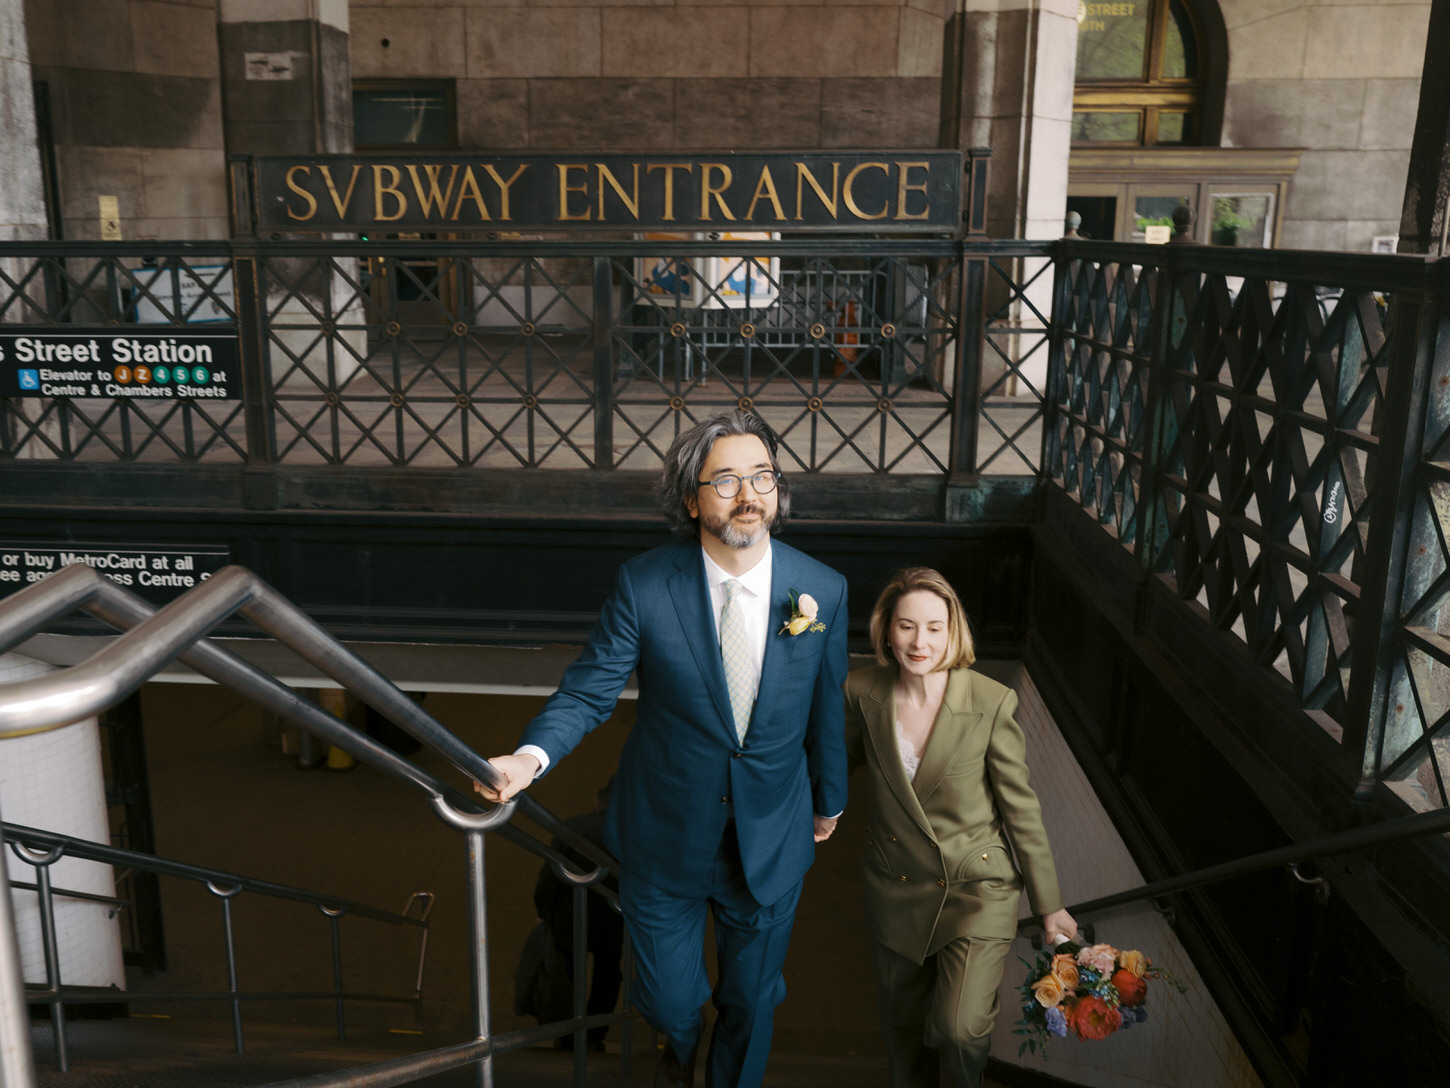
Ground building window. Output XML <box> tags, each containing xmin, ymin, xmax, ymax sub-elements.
<box><xmin>353</xmin><ymin>81</ymin><xmax>457</xmax><ymax>150</ymax></box>
<box><xmin>1072</xmin><ymin>0</ymin><xmax>1204</xmax><ymax>147</ymax></box>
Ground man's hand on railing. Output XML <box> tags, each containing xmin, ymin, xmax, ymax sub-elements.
<box><xmin>473</xmin><ymin>753</ymin><xmax>542</xmax><ymax>803</ymax></box>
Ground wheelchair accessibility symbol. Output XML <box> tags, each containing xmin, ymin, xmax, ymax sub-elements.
<box><xmin>18</xmin><ymin>370</ymin><xmax>39</xmax><ymax>390</ymax></box>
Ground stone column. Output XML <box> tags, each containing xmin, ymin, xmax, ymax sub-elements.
<box><xmin>0</xmin><ymin>0</ymin><xmax>46</xmax><ymax>243</ymax></box>
<box><xmin>217</xmin><ymin>0</ymin><xmax>352</xmax><ymax>159</ymax></box>
<box><xmin>939</xmin><ymin>0</ymin><xmax>1078</xmax><ymax>418</ymax></box>
<box><xmin>940</xmin><ymin>0</ymin><xmax>1079</xmax><ymax>242</ymax></box>
<box><xmin>217</xmin><ymin>1</ymin><xmax>360</xmax><ymax>384</ymax></box>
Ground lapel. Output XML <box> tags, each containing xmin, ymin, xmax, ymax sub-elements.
<box><xmin>666</xmin><ymin>544</ymin><xmax>736</xmax><ymax>734</ymax></box>
<box><xmin>910</xmin><ymin>669</ymin><xmax>983</xmax><ymax>806</ymax></box>
<box><xmin>858</xmin><ymin>667</ymin><xmax>936</xmax><ymax>840</ymax></box>
<box><xmin>753</xmin><ymin>541</ymin><xmax>797</xmax><ymax>722</ymax></box>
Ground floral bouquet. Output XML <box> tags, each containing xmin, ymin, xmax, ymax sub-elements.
<box><xmin>1013</xmin><ymin>938</ymin><xmax>1184</xmax><ymax>1055</ymax></box>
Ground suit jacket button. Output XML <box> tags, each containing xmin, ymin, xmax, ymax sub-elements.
<box><xmin>937</xmin><ymin>879</ymin><xmax>946</xmax><ymax>888</ymax></box>
<box><xmin>889</xmin><ymin>835</ymin><xmax>898</xmax><ymax>842</ymax></box>
<box><xmin>981</xmin><ymin>852</ymin><xmax>989</xmax><ymax>860</ymax></box>
<box><xmin>733</xmin><ymin>752</ymin><xmax>742</xmax><ymax>758</ymax></box>
<box><xmin>721</xmin><ymin>796</ymin><xmax>730</xmax><ymax>804</ymax></box>
<box><xmin>898</xmin><ymin>875</ymin><xmax>907</xmax><ymax>882</ymax></box>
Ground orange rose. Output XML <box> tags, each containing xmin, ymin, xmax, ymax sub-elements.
<box><xmin>1118</xmin><ymin>949</ymin><xmax>1148</xmax><ymax>978</ymax></box>
<box><xmin>1030</xmin><ymin>973</ymin><xmax>1065</xmax><ymax>1008</ymax></box>
<box><xmin>1050</xmin><ymin>953</ymin><xmax>1080</xmax><ymax>989</ymax></box>
<box><xmin>1113</xmin><ymin>968</ymin><xmax>1148</xmax><ymax>1007</ymax></box>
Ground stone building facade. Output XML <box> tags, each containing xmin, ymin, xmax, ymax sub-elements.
<box><xmin>7</xmin><ymin>0</ymin><xmax>1431</xmax><ymax>252</ymax></box>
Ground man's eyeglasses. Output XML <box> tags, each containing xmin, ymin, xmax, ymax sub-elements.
<box><xmin>698</xmin><ymin>471</ymin><xmax>781</xmax><ymax>499</ymax></box>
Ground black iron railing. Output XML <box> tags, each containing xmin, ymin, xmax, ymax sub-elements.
<box><xmin>1045</xmin><ymin>241</ymin><xmax>1450</xmax><ymax>815</ymax></box>
<box><xmin>0</xmin><ymin>238</ymin><xmax>1053</xmax><ymax>480</ymax></box>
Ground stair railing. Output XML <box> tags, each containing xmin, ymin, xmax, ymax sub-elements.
<box><xmin>1019</xmin><ymin>805</ymin><xmax>1450</xmax><ymax>943</ymax></box>
<box><xmin>5</xmin><ymin>822</ymin><xmax>433</xmax><ymax>1066</ymax></box>
<box><xmin>0</xmin><ymin>562</ymin><xmax>632</xmax><ymax>1088</ymax></box>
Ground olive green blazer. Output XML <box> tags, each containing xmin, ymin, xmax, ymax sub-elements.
<box><xmin>844</xmin><ymin>665</ymin><xmax>1064</xmax><ymax>964</ymax></box>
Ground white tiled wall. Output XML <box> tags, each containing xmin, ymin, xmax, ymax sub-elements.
<box><xmin>0</xmin><ymin>653</ymin><xmax>126</xmax><ymax>990</ymax></box>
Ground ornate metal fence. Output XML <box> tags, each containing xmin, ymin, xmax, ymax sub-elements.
<box><xmin>1046</xmin><ymin>241</ymin><xmax>1450</xmax><ymax>814</ymax></box>
<box><xmin>0</xmin><ymin>239</ymin><xmax>1051</xmax><ymax>480</ymax></box>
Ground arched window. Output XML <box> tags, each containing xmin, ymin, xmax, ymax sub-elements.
<box><xmin>1072</xmin><ymin>0</ymin><xmax>1204</xmax><ymax>146</ymax></box>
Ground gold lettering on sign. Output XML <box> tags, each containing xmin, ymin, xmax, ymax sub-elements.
<box><xmin>744</xmin><ymin>165</ymin><xmax>786</xmax><ymax>221</ymax></box>
<box><xmin>406</xmin><ymin>164</ymin><xmax>460</xmax><ymax>218</ymax></box>
<box><xmin>372</xmin><ymin>164</ymin><xmax>407</xmax><ymax>222</ymax></box>
<box><xmin>450</xmin><ymin>167</ymin><xmax>492</xmax><ymax>222</ymax></box>
<box><xmin>596</xmin><ymin>163</ymin><xmax>641</xmax><ymax>221</ymax></box>
<box><xmin>646</xmin><ymin>163</ymin><xmax>693</xmax><ymax>222</ymax></box>
<box><xmin>794</xmin><ymin>162</ymin><xmax>840</xmax><ymax>220</ymax></box>
<box><xmin>893</xmin><ymin>161</ymin><xmax>931</xmax><ymax>221</ymax></box>
<box><xmin>557</xmin><ymin>164</ymin><xmax>591</xmax><ymax>221</ymax></box>
<box><xmin>485</xmin><ymin>164</ymin><xmax>528</xmax><ymax>221</ymax></box>
<box><xmin>285</xmin><ymin>166</ymin><xmax>318</xmax><ymax>221</ymax></box>
<box><xmin>700</xmin><ymin>163</ymin><xmax>736</xmax><ymax>222</ymax></box>
<box><xmin>319</xmin><ymin>164</ymin><xmax>363</xmax><ymax>218</ymax></box>
<box><xmin>843</xmin><ymin>162</ymin><xmax>889</xmax><ymax>220</ymax></box>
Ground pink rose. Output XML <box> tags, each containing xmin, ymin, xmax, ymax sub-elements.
<box><xmin>796</xmin><ymin>593</ymin><xmax>819</xmax><ymax>620</ymax></box>
<box><xmin>1077</xmin><ymin>943</ymin><xmax>1119</xmax><ymax>977</ymax></box>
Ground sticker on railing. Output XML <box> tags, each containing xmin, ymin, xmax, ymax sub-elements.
<box><xmin>0</xmin><ymin>329</ymin><xmax>239</xmax><ymax>400</ymax></box>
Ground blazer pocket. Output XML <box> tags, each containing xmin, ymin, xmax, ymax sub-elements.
<box><xmin>944</xmin><ymin>755</ymin><xmax>985</xmax><ymax>778</ymax></box>
<box><xmin>955</xmin><ymin>843</ymin><xmax>1014</xmax><ymax>886</ymax></box>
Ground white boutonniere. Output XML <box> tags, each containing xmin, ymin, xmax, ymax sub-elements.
<box><xmin>780</xmin><ymin>589</ymin><xmax>826</xmax><ymax>636</ymax></box>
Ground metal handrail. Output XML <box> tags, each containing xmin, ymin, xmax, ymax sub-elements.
<box><xmin>1019</xmin><ymin>805</ymin><xmax>1450</xmax><ymax>938</ymax></box>
<box><xmin>0</xmin><ymin>563</ymin><xmax>631</xmax><ymax>1088</ymax></box>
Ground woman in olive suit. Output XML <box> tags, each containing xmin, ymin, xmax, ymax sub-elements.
<box><xmin>844</xmin><ymin>567</ymin><xmax>1076</xmax><ymax>1088</ymax></box>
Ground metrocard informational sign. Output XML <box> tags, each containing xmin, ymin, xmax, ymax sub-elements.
<box><xmin>0</xmin><ymin>543</ymin><xmax>232</xmax><ymax>604</ymax></box>
<box><xmin>0</xmin><ymin>328</ymin><xmax>238</xmax><ymax>401</ymax></box>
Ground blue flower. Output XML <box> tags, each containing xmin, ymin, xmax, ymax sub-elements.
<box><xmin>1045</xmin><ymin>1006</ymin><xmax>1068</xmax><ymax>1038</ymax></box>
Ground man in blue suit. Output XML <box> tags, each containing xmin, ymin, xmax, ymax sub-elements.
<box><xmin>481</xmin><ymin>410</ymin><xmax>849</xmax><ymax>1088</ymax></box>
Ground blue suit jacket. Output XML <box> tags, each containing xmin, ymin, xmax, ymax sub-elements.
<box><xmin>520</xmin><ymin>538</ymin><xmax>849</xmax><ymax>906</ymax></box>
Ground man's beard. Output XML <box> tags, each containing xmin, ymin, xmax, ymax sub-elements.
<box><xmin>701</xmin><ymin>502</ymin><xmax>774</xmax><ymax>549</ymax></box>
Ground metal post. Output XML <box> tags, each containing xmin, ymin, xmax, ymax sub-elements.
<box><xmin>0</xmin><ymin>823</ymin><xmax>39</xmax><ymax>1088</ymax></box>
<box><xmin>231</xmin><ymin>252</ymin><xmax>277</xmax><ymax>470</ymax></box>
<box><xmin>325</xmin><ymin>908</ymin><xmax>346</xmax><ymax>1039</ymax></box>
<box><xmin>572</xmin><ymin>883</ymin><xmax>588</xmax><ymax>1084</ymax></box>
<box><xmin>32</xmin><ymin>856</ymin><xmax>67</xmax><ymax>1071</ymax></box>
<box><xmin>209</xmin><ymin>883</ymin><xmax>245</xmax><ymax>1053</ymax></box>
<box><xmin>593</xmin><ymin>256</ymin><xmax>616</xmax><ymax>469</ymax></box>
<box><xmin>466</xmin><ymin>830</ymin><xmax>494</xmax><ymax>1088</ymax></box>
<box><xmin>948</xmin><ymin>251</ymin><xmax>986</xmax><ymax>479</ymax></box>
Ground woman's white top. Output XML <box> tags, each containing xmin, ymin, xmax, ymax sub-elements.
<box><xmin>894</xmin><ymin>720</ymin><xmax>921</xmax><ymax>781</ymax></box>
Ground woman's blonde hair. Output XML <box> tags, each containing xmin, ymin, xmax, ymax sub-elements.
<box><xmin>868</xmin><ymin>567</ymin><xmax>976</xmax><ymax>671</ymax></box>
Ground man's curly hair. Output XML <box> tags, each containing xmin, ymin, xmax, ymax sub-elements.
<box><xmin>656</xmin><ymin>410</ymin><xmax>790</xmax><ymax>538</ymax></box>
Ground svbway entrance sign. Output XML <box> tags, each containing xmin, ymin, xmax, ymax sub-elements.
<box><xmin>248</xmin><ymin>152</ymin><xmax>965</xmax><ymax>234</ymax></box>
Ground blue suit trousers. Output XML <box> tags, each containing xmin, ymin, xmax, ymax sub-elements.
<box><xmin>619</xmin><ymin>823</ymin><xmax>803</xmax><ymax>1088</ymax></box>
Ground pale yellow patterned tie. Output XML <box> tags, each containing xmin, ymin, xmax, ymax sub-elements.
<box><xmin>719</xmin><ymin>579</ymin><xmax>755</xmax><ymax>742</ymax></box>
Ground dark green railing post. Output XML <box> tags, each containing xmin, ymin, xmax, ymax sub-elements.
<box><xmin>1132</xmin><ymin>249</ymin><xmax>1177</xmax><ymax>572</ymax></box>
<box><xmin>592</xmin><ymin>256</ymin><xmax>615</xmax><ymax>470</ymax></box>
<box><xmin>231</xmin><ymin>245</ymin><xmax>275</xmax><ymax>468</ymax></box>
<box><xmin>948</xmin><ymin>246</ymin><xmax>985</xmax><ymax>480</ymax></box>
<box><xmin>1349</xmin><ymin>280</ymin><xmax>1444</xmax><ymax>794</ymax></box>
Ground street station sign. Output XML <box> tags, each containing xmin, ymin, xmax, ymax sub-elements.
<box><xmin>0</xmin><ymin>328</ymin><xmax>238</xmax><ymax>401</ymax></box>
<box><xmin>251</xmin><ymin>151</ymin><xmax>965</xmax><ymax>234</ymax></box>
